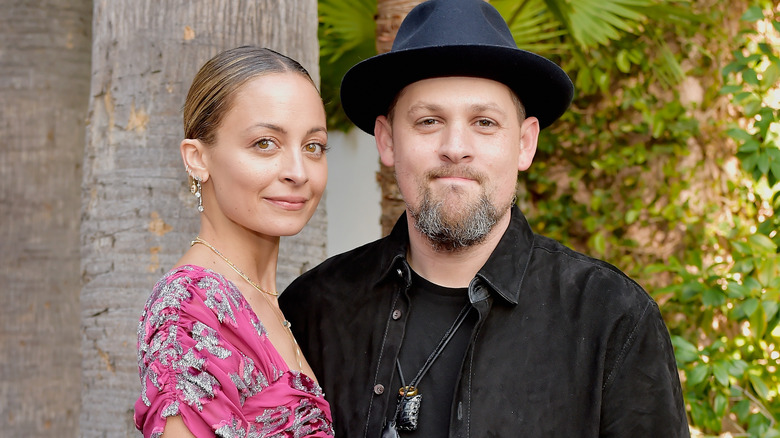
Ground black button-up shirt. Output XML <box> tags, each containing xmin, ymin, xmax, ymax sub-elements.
<box><xmin>280</xmin><ymin>207</ymin><xmax>689</xmax><ymax>437</ymax></box>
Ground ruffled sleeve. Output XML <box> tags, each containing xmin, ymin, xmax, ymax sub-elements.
<box><xmin>133</xmin><ymin>265</ymin><xmax>333</xmax><ymax>437</ymax></box>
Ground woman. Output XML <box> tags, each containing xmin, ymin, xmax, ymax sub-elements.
<box><xmin>134</xmin><ymin>46</ymin><xmax>333</xmax><ymax>437</ymax></box>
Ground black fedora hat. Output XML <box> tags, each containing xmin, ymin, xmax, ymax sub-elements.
<box><xmin>340</xmin><ymin>0</ymin><xmax>574</xmax><ymax>135</ymax></box>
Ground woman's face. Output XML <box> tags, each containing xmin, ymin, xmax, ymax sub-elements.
<box><xmin>202</xmin><ymin>72</ymin><xmax>328</xmax><ymax>237</ymax></box>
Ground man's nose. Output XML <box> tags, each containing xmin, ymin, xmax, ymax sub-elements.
<box><xmin>438</xmin><ymin>123</ymin><xmax>473</xmax><ymax>164</ymax></box>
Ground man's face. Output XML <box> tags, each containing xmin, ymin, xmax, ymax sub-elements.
<box><xmin>375</xmin><ymin>76</ymin><xmax>539</xmax><ymax>251</ymax></box>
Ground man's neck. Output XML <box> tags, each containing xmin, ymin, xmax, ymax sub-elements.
<box><xmin>405</xmin><ymin>211</ymin><xmax>511</xmax><ymax>288</ymax></box>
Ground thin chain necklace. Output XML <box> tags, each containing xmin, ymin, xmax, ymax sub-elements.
<box><xmin>190</xmin><ymin>236</ymin><xmax>303</xmax><ymax>370</ymax></box>
<box><xmin>192</xmin><ymin>236</ymin><xmax>278</xmax><ymax>296</ymax></box>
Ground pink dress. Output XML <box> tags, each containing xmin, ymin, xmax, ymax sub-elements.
<box><xmin>134</xmin><ymin>265</ymin><xmax>334</xmax><ymax>437</ymax></box>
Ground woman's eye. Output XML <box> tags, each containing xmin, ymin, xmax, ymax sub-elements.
<box><xmin>255</xmin><ymin>138</ymin><xmax>274</xmax><ymax>149</ymax></box>
<box><xmin>304</xmin><ymin>143</ymin><xmax>327</xmax><ymax>154</ymax></box>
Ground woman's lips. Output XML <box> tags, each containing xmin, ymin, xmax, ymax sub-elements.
<box><xmin>265</xmin><ymin>196</ymin><xmax>307</xmax><ymax>210</ymax></box>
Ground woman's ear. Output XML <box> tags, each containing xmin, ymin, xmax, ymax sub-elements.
<box><xmin>180</xmin><ymin>138</ymin><xmax>209</xmax><ymax>182</ymax></box>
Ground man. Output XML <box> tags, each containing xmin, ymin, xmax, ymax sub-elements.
<box><xmin>280</xmin><ymin>0</ymin><xmax>689</xmax><ymax>436</ymax></box>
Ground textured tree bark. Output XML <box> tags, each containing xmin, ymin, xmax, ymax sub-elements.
<box><xmin>375</xmin><ymin>0</ymin><xmax>423</xmax><ymax>235</ymax></box>
<box><xmin>0</xmin><ymin>1</ymin><xmax>92</xmax><ymax>436</ymax></box>
<box><xmin>80</xmin><ymin>1</ymin><xmax>320</xmax><ymax>436</ymax></box>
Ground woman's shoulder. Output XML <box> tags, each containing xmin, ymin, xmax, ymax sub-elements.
<box><xmin>142</xmin><ymin>264</ymin><xmax>251</xmax><ymax>333</ymax></box>
<box><xmin>152</xmin><ymin>264</ymin><xmax>230</xmax><ymax>292</ymax></box>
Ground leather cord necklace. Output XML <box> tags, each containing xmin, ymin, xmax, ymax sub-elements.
<box><xmin>388</xmin><ymin>302</ymin><xmax>472</xmax><ymax>433</ymax></box>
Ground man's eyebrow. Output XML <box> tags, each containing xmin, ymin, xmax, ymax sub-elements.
<box><xmin>406</xmin><ymin>102</ymin><xmax>445</xmax><ymax>115</ymax></box>
<box><xmin>469</xmin><ymin>102</ymin><xmax>507</xmax><ymax>115</ymax></box>
<box><xmin>406</xmin><ymin>102</ymin><xmax>508</xmax><ymax>115</ymax></box>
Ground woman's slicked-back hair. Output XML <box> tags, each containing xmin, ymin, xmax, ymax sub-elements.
<box><xmin>183</xmin><ymin>46</ymin><xmax>314</xmax><ymax>145</ymax></box>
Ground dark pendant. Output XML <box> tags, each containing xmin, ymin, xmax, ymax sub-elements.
<box><xmin>396</xmin><ymin>386</ymin><xmax>422</xmax><ymax>431</ymax></box>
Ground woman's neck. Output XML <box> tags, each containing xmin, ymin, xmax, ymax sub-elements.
<box><xmin>179</xmin><ymin>219</ymin><xmax>281</xmax><ymax>293</ymax></box>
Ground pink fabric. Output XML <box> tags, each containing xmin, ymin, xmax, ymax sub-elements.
<box><xmin>134</xmin><ymin>265</ymin><xmax>333</xmax><ymax>437</ymax></box>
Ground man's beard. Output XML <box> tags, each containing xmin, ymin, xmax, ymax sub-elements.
<box><xmin>406</xmin><ymin>167</ymin><xmax>510</xmax><ymax>252</ymax></box>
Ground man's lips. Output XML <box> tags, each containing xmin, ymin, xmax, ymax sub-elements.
<box><xmin>428</xmin><ymin>168</ymin><xmax>484</xmax><ymax>184</ymax></box>
<box><xmin>435</xmin><ymin>175</ymin><xmax>476</xmax><ymax>182</ymax></box>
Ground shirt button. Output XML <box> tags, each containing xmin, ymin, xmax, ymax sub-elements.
<box><xmin>374</xmin><ymin>384</ymin><xmax>385</xmax><ymax>395</ymax></box>
<box><xmin>392</xmin><ymin>309</ymin><xmax>402</xmax><ymax>320</ymax></box>
<box><xmin>396</xmin><ymin>268</ymin><xmax>403</xmax><ymax>276</ymax></box>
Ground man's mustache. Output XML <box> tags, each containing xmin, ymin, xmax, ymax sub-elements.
<box><xmin>425</xmin><ymin>166</ymin><xmax>485</xmax><ymax>184</ymax></box>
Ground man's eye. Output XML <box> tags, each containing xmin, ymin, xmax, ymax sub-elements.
<box><xmin>477</xmin><ymin>119</ymin><xmax>494</xmax><ymax>127</ymax></box>
<box><xmin>420</xmin><ymin>118</ymin><xmax>437</xmax><ymax>125</ymax></box>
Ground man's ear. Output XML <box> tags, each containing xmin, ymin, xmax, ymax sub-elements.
<box><xmin>375</xmin><ymin>115</ymin><xmax>395</xmax><ymax>167</ymax></box>
<box><xmin>518</xmin><ymin>117</ymin><xmax>540</xmax><ymax>172</ymax></box>
<box><xmin>180</xmin><ymin>138</ymin><xmax>209</xmax><ymax>182</ymax></box>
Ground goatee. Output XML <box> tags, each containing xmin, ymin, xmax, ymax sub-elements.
<box><xmin>408</xmin><ymin>187</ymin><xmax>506</xmax><ymax>252</ymax></box>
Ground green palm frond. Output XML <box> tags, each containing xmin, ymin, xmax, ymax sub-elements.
<box><xmin>492</xmin><ymin>0</ymin><xmax>570</xmax><ymax>54</ymax></box>
<box><xmin>639</xmin><ymin>1</ymin><xmax>704</xmax><ymax>27</ymax></box>
<box><xmin>319</xmin><ymin>0</ymin><xmax>376</xmax><ymax>131</ymax></box>
<box><xmin>319</xmin><ymin>0</ymin><xmax>376</xmax><ymax>62</ymax></box>
<box><xmin>544</xmin><ymin>0</ymin><xmax>652</xmax><ymax>48</ymax></box>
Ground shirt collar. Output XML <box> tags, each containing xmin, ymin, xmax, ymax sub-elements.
<box><xmin>474</xmin><ymin>206</ymin><xmax>535</xmax><ymax>305</ymax></box>
<box><xmin>375</xmin><ymin>213</ymin><xmax>412</xmax><ymax>287</ymax></box>
<box><xmin>376</xmin><ymin>207</ymin><xmax>535</xmax><ymax>304</ymax></box>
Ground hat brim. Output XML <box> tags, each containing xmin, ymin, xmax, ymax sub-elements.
<box><xmin>340</xmin><ymin>45</ymin><xmax>574</xmax><ymax>135</ymax></box>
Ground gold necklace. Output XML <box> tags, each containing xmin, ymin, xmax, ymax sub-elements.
<box><xmin>191</xmin><ymin>236</ymin><xmax>278</xmax><ymax>296</ymax></box>
<box><xmin>260</xmin><ymin>291</ymin><xmax>304</xmax><ymax>371</ymax></box>
<box><xmin>191</xmin><ymin>236</ymin><xmax>304</xmax><ymax>370</ymax></box>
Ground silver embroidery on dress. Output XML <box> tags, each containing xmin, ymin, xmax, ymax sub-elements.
<box><xmin>147</xmin><ymin>278</ymin><xmax>191</xmax><ymax>330</ymax></box>
<box><xmin>137</xmin><ymin>272</ymin><xmax>191</xmax><ymax>378</ymax></box>
<box><xmin>161</xmin><ymin>400</ymin><xmax>180</xmax><ymax>418</ymax></box>
<box><xmin>292</xmin><ymin>399</ymin><xmax>320</xmax><ymax>438</ymax></box>
<box><xmin>140</xmin><ymin>323</ymin><xmax>185</xmax><ymax>407</ymax></box>
<box><xmin>229</xmin><ymin>353</ymin><xmax>269</xmax><ymax>406</ymax></box>
<box><xmin>192</xmin><ymin>321</ymin><xmax>231</xmax><ymax>359</ymax></box>
<box><xmin>174</xmin><ymin>349</ymin><xmax>219</xmax><ymax>411</ymax></box>
<box><xmin>200</xmin><ymin>276</ymin><xmax>240</xmax><ymax>326</ymax></box>
<box><xmin>255</xmin><ymin>406</ymin><xmax>291</xmax><ymax>435</ymax></box>
<box><xmin>153</xmin><ymin>324</ymin><xmax>184</xmax><ymax>367</ymax></box>
<box><xmin>251</xmin><ymin>317</ymin><xmax>267</xmax><ymax>337</ymax></box>
<box><xmin>215</xmin><ymin>415</ymin><xmax>247</xmax><ymax>438</ymax></box>
<box><xmin>246</xmin><ymin>423</ymin><xmax>265</xmax><ymax>438</ymax></box>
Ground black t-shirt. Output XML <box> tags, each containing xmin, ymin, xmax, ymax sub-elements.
<box><xmin>387</xmin><ymin>270</ymin><xmax>476</xmax><ymax>437</ymax></box>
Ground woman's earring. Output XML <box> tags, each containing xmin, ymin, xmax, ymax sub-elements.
<box><xmin>190</xmin><ymin>174</ymin><xmax>204</xmax><ymax>212</ymax></box>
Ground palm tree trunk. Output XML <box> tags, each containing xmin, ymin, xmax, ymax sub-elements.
<box><xmin>375</xmin><ymin>0</ymin><xmax>424</xmax><ymax>235</ymax></box>
<box><xmin>0</xmin><ymin>1</ymin><xmax>92</xmax><ymax>436</ymax></box>
<box><xmin>80</xmin><ymin>1</ymin><xmax>319</xmax><ymax>436</ymax></box>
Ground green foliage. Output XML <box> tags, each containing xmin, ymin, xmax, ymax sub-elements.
<box><xmin>518</xmin><ymin>0</ymin><xmax>780</xmax><ymax>435</ymax></box>
<box><xmin>318</xmin><ymin>0</ymin><xmax>376</xmax><ymax>131</ymax></box>
<box><xmin>666</xmin><ymin>4</ymin><xmax>780</xmax><ymax>435</ymax></box>
<box><xmin>491</xmin><ymin>0</ymin><xmax>569</xmax><ymax>53</ymax></box>
<box><xmin>722</xmin><ymin>5</ymin><xmax>780</xmax><ymax>187</ymax></box>
<box><xmin>542</xmin><ymin>0</ymin><xmax>652</xmax><ymax>48</ymax></box>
